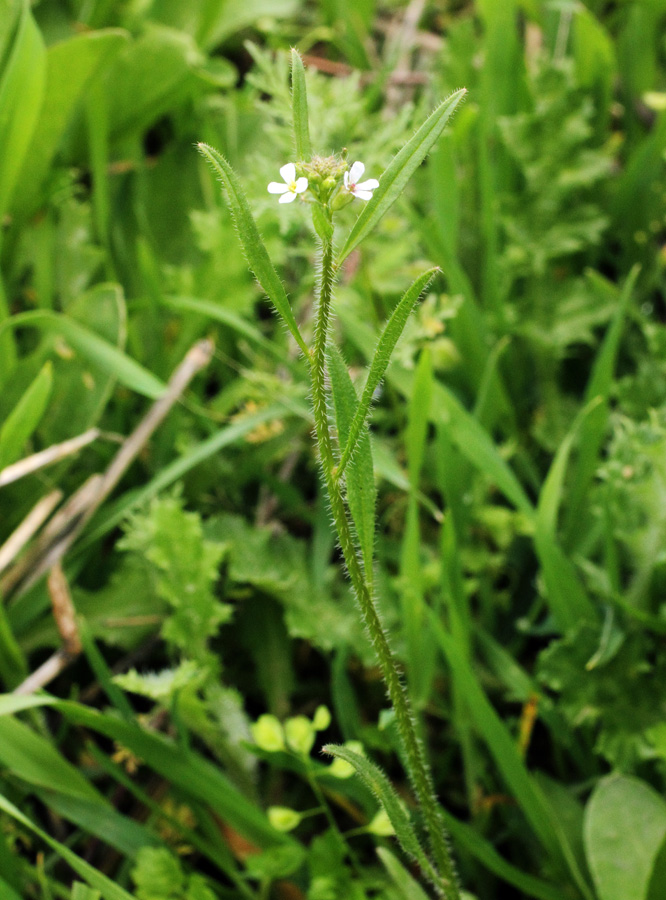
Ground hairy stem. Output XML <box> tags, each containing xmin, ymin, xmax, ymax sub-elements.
<box><xmin>309</xmin><ymin>235</ymin><xmax>460</xmax><ymax>899</ymax></box>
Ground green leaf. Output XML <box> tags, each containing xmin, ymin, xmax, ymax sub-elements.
<box><xmin>290</xmin><ymin>48</ymin><xmax>311</xmax><ymax>160</ymax></box>
<box><xmin>322</xmin><ymin>743</ymin><xmax>439</xmax><ymax>888</ymax></box>
<box><xmin>0</xmin><ymin>716</ymin><xmax>101</xmax><ymax>802</ymax></box>
<box><xmin>72</xmin><ymin>884</ymin><xmax>102</xmax><ymax>900</ymax></box>
<box><xmin>337</xmin><ymin>89</ymin><xmax>467</xmax><ymax>264</ymax></box>
<box><xmin>14</xmin><ymin>28</ymin><xmax>127</xmax><ymax>216</ymax></box>
<box><xmin>584</xmin><ymin>775</ymin><xmax>666</xmax><ymax>900</ymax></box>
<box><xmin>377</xmin><ymin>847</ymin><xmax>431</xmax><ymax>900</ymax></box>
<box><xmin>428</xmin><ymin>610</ymin><xmax>595</xmax><ymax>900</ymax></box>
<box><xmin>0</xmin><ymin>308</ymin><xmax>166</xmax><ymax>399</ymax></box>
<box><xmin>132</xmin><ymin>847</ymin><xmax>184</xmax><ymax>900</ymax></box>
<box><xmin>163</xmin><ymin>295</ymin><xmax>289</xmax><ymax>362</ymax></box>
<box><xmin>438</xmin><ymin>810</ymin><xmax>567</xmax><ymax>900</ymax></box>
<box><xmin>0</xmin><ymin>361</ymin><xmax>52</xmax><ymax>470</ymax></box>
<box><xmin>0</xmin><ymin>792</ymin><xmax>135</xmax><ymax>900</ymax></box>
<box><xmin>197</xmin><ymin>142</ymin><xmax>309</xmax><ymax>356</ymax></box>
<box><xmin>0</xmin><ymin>1</ymin><xmax>46</xmax><ymax>221</ymax></box>
<box><xmin>327</xmin><ymin>345</ymin><xmax>376</xmax><ymax>580</ymax></box>
<box><xmin>337</xmin><ymin>268</ymin><xmax>438</xmax><ymax>479</ymax></box>
<box><xmin>564</xmin><ymin>266</ymin><xmax>639</xmax><ymax>544</ymax></box>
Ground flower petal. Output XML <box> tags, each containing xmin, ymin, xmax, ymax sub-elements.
<box><xmin>356</xmin><ymin>178</ymin><xmax>379</xmax><ymax>191</ymax></box>
<box><xmin>349</xmin><ymin>161</ymin><xmax>365</xmax><ymax>182</ymax></box>
<box><xmin>268</xmin><ymin>182</ymin><xmax>289</xmax><ymax>194</ymax></box>
<box><xmin>294</xmin><ymin>177</ymin><xmax>308</xmax><ymax>193</ymax></box>
<box><xmin>279</xmin><ymin>162</ymin><xmax>296</xmax><ymax>183</ymax></box>
<box><xmin>352</xmin><ymin>189</ymin><xmax>374</xmax><ymax>201</ymax></box>
<box><xmin>279</xmin><ymin>191</ymin><xmax>297</xmax><ymax>203</ymax></box>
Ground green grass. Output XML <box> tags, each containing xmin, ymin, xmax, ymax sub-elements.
<box><xmin>2</xmin><ymin>1</ymin><xmax>666</xmax><ymax>899</ymax></box>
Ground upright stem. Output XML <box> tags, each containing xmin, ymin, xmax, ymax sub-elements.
<box><xmin>309</xmin><ymin>235</ymin><xmax>460</xmax><ymax>899</ymax></box>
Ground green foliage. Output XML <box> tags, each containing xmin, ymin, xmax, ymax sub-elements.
<box><xmin>119</xmin><ymin>492</ymin><xmax>231</xmax><ymax>661</ymax></box>
<box><xmin>3</xmin><ymin>1</ymin><xmax>666</xmax><ymax>898</ymax></box>
<box><xmin>132</xmin><ymin>847</ymin><xmax>216</xmax><ymax>900</ymax></box>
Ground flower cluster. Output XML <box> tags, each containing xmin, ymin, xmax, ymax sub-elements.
<box><xmin>267</xmin><ymin>158</ymin><xmax>378</xmax><ymax>207</ymax></box>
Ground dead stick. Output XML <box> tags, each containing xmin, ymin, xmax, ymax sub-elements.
<box><xmin>0</xmin><ymin>429</ymin><xmax>100</xmax><ymax>488</ymax></box>
<box><xmin>2</xmin><ymin>339</ymin><xmax>214</xmax><ymax>601</ymax></box>
<box><xmin>0</xmin><ymin>490</ymin><xmax>63</xmax><ymax>575</ymax></box>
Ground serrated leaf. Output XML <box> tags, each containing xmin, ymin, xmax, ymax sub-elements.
<box><xmin>328</xmin><ymin>345</ymin><xmax>376</xmax><ymax>580</ymax></box>
<box><xmin>322</xmin><ymin>743</ymin><xmax>438</xmax><ymax>888</ymax></box>
<box><xmin>197</xmin><ymin>142</ymin><xmax>309</xmax><ymax>356</ymax></box>
<box><xmin>290</xmin><ymin>48</ymin><xmax>311</xmax><ymax>160</ymax></box>
<box><xmin>337</xmin><ymin>89</ymin><xmax>466</xmax><ymax>264</ymax></box>
<box><xmin>337</xmin><ymin>268</ymin><xmax>438</xmax><ymax>479</ymax></box>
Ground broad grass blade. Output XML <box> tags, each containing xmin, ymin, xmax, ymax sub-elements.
<box><xmin>437</xmin><ymin>811</ymin><xmax>567</xmax><ymax>900</ymax></box>
<box><xmin>401</xmin><ymin>347</ymin><xmax>435</xmax><ymax>705</ymax></box>
<box><xmin>0</xmin><ymin>2</ymin><xmax>46</xmax><ymax>221</ymax></box>
<box><xmin>58</xmin><ymin>701</ymin><xmax>295</xmax><ymax>849</ymax></box>
<box><xmin>564</xmin><ymin>266</ymin><xmax>638</xmax><ymax>545</ymax></box>
<box><xmin>0</xmin><ymin>793</ymin><xmax>135</xmax><ymax>900</ymax></box>
<box><xmin>337</xmin><ymin>268</ymin><xmax>438</xmax><ymax>478</ymax></box>
<box><xmin>322</xmin><ymin>743</ymin><xmax>438</xmax><ymax>886</ymax></box>
<box><xmin>328</xmin><ymin>345</ymin><xmax>376</xmax><ymax>580</ymax></box>
<box><xmin>0</xmin><ymin>310</ymin><xmax>166</xmax><ymax>399</ymax></box>
<box><xmin>377</xmin><ymin>848</ymin><xmax>431</xmax><ymax>900</ymax></box>
<box><xmin>428</xmin><ymin>610</ymin><xmax>595</xmax><ymax>900</ymax></box>
<box><xmin>338</xmin><ymin>89</ymin><xmax>467</xmax><ymax>264</ymax></box>
<box><xmin>290</xmin><ymin>48</ymin><xmax>311</xmax><ymax>160</ymax></box>
<box><xmin>197</xmin><ymin>142</ymin><xmax>309</xmax><ymax>356</ymax></box>
<box><xmin>0</xmin><ymin>361</ymin><xmax>52</xmax><ymax>469</ymax></box>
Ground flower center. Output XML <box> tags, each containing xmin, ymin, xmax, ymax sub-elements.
<box><xmin>288</xmin><ymin>181</ymin><xmax>297</xmax><ymax>192</ymax></box>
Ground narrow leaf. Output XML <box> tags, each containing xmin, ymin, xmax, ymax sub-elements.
<box><xmin>338</xmin><ymin>89</ymin><xmax>466</xmax><ymax>264</ymax></box>
<box><xmin>322</xmin><ymin>743</ymin><xmax>438</xmax><ymax>887</ymax></box>
<box><xmin>328</xmin><ymin>345</ymin><xmax>376</xmax><ymax>579</ymax></box>
<box><xmin>0</xmin><ymin>793</ymin><xmax>135</xmax><ymax>900</ymax></box>
<box><xmin>377</xmin><ymin>847</ymin><xmax>431</xmax><ymax>900</ymax></box>
<box><xmin>428</xmin><ymin>610</ymin><xmax>595</xmax><ymax>900</ymax></box>
<box><xmin>0</xmin><ymin>361</ymin><xmax>52</xmax><ymax>469</ymax></box>
<box><xmin>0</xmin><ymin>310</ymin><xmax>166</xmax><ymax>399</ymax></box>
<box><xmin>337</xmin><ymin>268</ymin><xmax>437</xmax><ymax>479</ymax></box>
<box><xmin>290</xmin><ymin>48</ymin><xmax>311</xmax><ymax>160</ymax></box>
<box><xmin>197</xmin><ymin>142</ymin><xmax>309</xmax><ymax>356</ymax></box>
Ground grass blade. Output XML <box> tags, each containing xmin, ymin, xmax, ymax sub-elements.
<box><xmin>0</xmin><ymin>1</ymin><xmax>46</xmax><ymax>221</ymax></box>
<box><xmin>290</xmin><ymin>48</ymin><xmax>311</xmax><ymax>160</ymax></box>
<box><xmin>0</xmin><ymin>361</ymin><xmax>52</xmax><ymax>469</ymax></box>
<box><xmin>428</xmin><ymin>609</ymin><xmax>595</xmax><ymax>900</ymax></box>
<box><xmin>197</xmin><ymin>142</ymin><xmax>309</xmax><ymax>357</ymax></box>
<box><xmin>337</xmin><ymin>89</ymin><xmax>467</xmax><ymax>264</ymax></box>
<box><xmin>0</xmin><ymin>793</ymin><xmax>135</xmax><ymax>900</ymax></box>
<box><xmin>0</xmin><ymin>309</ymin><xmax>166</xmax><ymax>399</ymax></box>
<box><xmin>336</xmin><ymin>268</ymin><xmax>438</xmax><ymax>479</ymax></box>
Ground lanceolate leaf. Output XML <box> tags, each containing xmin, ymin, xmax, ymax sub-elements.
<box><xmin>338</xmin><ymin>89</ymin><xmax>466</xmax><ymax>264</ymax></box>
<box><xmin>328</xmin><ymin>345</ymin><xmax>376</xmax><ymax>580</ymax></box>
<box><xmin>290</xmin><ymin>48</ymin><xmax>311</xmax><ymax>161</ymax></box>
<box><xmin>337</xmin><ymin>268</ymin><xmax>438</xmax><ymax>479</ymax></box>
<box><xmin>322</xmin><ymin>743</ymin><xmax>439</xmax><ymax>888</ymax></box>
<box><xmin>197</xmin><ymin>142</ymin><xmax>309</xmax><ymax>356</ymax></box>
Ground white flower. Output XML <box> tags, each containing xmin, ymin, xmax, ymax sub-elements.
<box><xmin>343</xmin><ymin>161</ymin><xmax>379</xmax><ymax>201</ymax></box>
<box><xmin>267</xmin><ymin>163</ymin><xmax>308</xmax><ymax>204</ymax></box>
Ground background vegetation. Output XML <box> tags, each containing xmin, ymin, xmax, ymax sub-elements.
<box><xmin>1</xmin><ymin>0</ymin><xmax>666</xmax><ymax>898</ymax></box>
